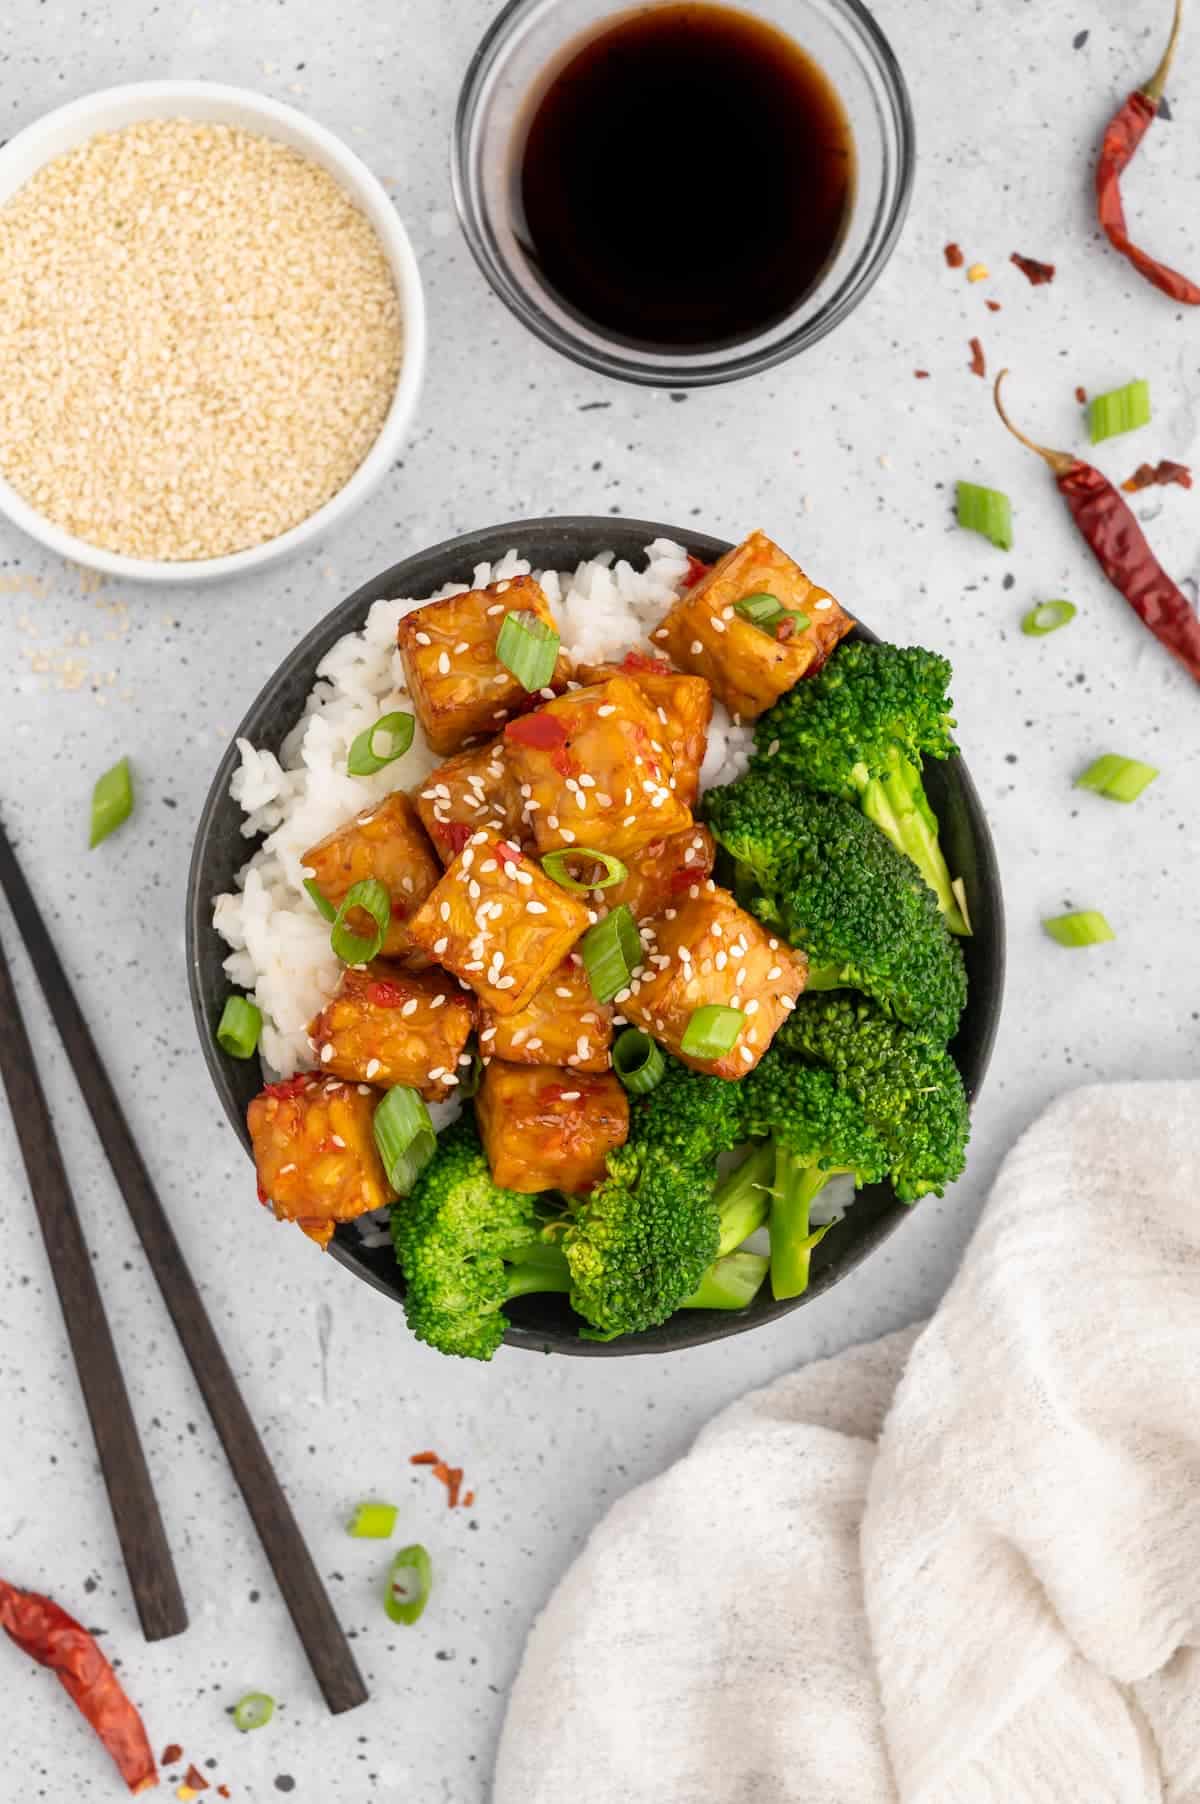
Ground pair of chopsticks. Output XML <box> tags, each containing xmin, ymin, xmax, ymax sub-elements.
<box><xmin>0</xmin><ymin>820</ymin><xmax>366</xmax><ymax>1714</ymax></box>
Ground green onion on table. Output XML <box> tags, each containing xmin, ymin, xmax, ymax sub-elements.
<box><xmin>956</xmin><ymin>480</ymin><xmax>1013</xmax><ymax>550</ymax></box>
<box><xmin>1075</xmin><ymin>754</ymin><xmax>1158</xmax><ymax>803</ymax></box>
<box><xmin>88</xmin><ymin>756</ymin><xmax>134</xmax><ymax>848</ymax></box>
<box><xmin>1021</xmin><ymin>600</ymin><xmax>1077</xmax><ymax>637</ymax></box>
<box><xmin>384</xmin><ymin>1544</ymin><xmax>432</xmax><ymax>1625</ymax></box>
<box><xmin>1043</xmin><ymin>910</ymin><xmax>1116</xmax><ymax>948</ymax></box>
<box><xmin>1089</xmin><ymin>378</ymin><xmax>1151</xmax><ymax>444</ymax></box>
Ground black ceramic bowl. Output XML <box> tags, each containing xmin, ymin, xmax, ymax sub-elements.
<box><xmin>188</xmin><ymin>518</ymin><xmax>1005</xmax><ymax>1356</ymax></box>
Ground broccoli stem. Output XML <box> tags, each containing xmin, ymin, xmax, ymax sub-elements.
<box><xmin>768</xmin><ymin>1147</ymin><xmax>838</xmax><ymax>1301</ymax></box>
<box><xmin>503</xmin><ymin>1243</ymin><xmax>572</xmax><ymax>1300</ymax></box>
<box><xmin>681</xmin><ymin>1252</ymin><xmax>769</xmax><ymax>1311</ymax></box>
<box><xmin>858</xmin><ymin>753</ymin><xmax>969</xmax><ymax>936</ymax></box>
<box><xmin>713</xmin><ymin>1141</ymin><xmax>775</xmax><ymax>1256</ymax></box>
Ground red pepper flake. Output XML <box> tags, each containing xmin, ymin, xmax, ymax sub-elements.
<box><xmin>184</xmin><ymin>1767</ymin><xmax>210</xmax><ymax>1793</ymax></box>
<box><xmin>0</xmin><ymin>1580</ymin><xmax>158</xmax><ymax>1795</ymax></box>
<box><xmin>410</xmin><ymin>1450</ymin><xmax>440</xmax><ymax>1465</ymax></box>
<box><xmin>913</xmin><ymin>368</ymin><xmax>930</xmax><ymax>379</ymax></box>
<box><xmin>680</xmin><ymin>554</ymin><xmax>710</xmax><ymax>590</ymax></box>
<box><xmin>1075</xmin><ymin>386</ymin><xmax>1089</xmax><ymax>405</ymax></box>
<box><xmin>504</xmin><ymin>712</ymin><xmax>568</xmax><ymax>750</ymax></box>
<box><xmin>262</xmin><ymin>1075</ymin><xmax>312</xmax><ymax>1102</ymax></box>
<box><xmin>620</xmin><ymin>650</ymin><xmax>673</xmax><ymax>673</ymax></box>
<box><xmin>968</xmin><ymin>337</ymin><xmax>986</xmax><ymax>379</ymax></box>
<box><xmin>162</xmin><ymin>1744</ymin><xmax>184</xmax><ymax>1766</ymax></box>
<box><xmin>411</xmin><ymin>1449</ymin><xmax>472</xmax><ymax>1508</ymax></box>
<box><xmin>943</xmin><ymin>242</ymin><xmax>964</xmax><ymax>268</ymax></box>
<box><xmin>217</xmin><ymin>1790</ymin><xmax>231</xmax><ymax>1801</ymax></box>
<box><xmin>773</xmin><ymin>615</ymin><xmax>796</xmax><ymax>642</ymax></box>
<box><xmin>436</xmin><ymin>820</ymin><xmax>472</xmax><ymax>856</ymax></box>
<box><xmin>494</xmin><ymin>840</ymin><xmax>521</xmax><ymax>866</ymax></box>
<box><xmin>985</xmin><ymin>299</ymin><xmax>1003</xmax><ymax>312</ymax></box>
<box><xmin>1121</xmin><ymin>458</ymin><xmax>1192</xmax><ymax>493</ymax></box>
<box><xmin>1010</xmin><ymin>252</ymin><xmax>1056</xmax><ymax>286</ymax></box>
<box><xmin>366</xmin><ymin>980</ymin><xmax>406</xmax><ymax>1008</ymax></box>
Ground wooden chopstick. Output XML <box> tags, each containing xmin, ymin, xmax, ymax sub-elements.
<box><xmin>0</xmin><ymin>922</ymin><xmax>188</xmax><ymax>1643</ymax></box>
<box><xmin>0</xmin><ymin>823</ymin><xmax>368</xmax><ymax>1715</ymax></box>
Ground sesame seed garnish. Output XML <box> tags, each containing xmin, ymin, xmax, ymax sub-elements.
<box><xmin>486</xmin><ymin>601</ymin><xmax>506</xmax><ymax>615</ymax></box>
<box><xmin>596</xmin><ymin>792</ymin><xmax>612</xmax><ymax>807</ymax></box>
<box><xmin>433</xmin><ymin>936</ymin><xmax>449</xmax><ymax>954</ymax></box>
<box><xmin>560</xmin><ymin>1090</ymin><xmax>581</xmax><ymax>1101</ymax></box>
<box><xmin>527</xmin><ymin>1037</ymin><xmax>544</xmax><ymax>1050</ymax></box>
<box><xmin>481</xmin><ymin>858</ymin><xmax>498</xmax><ymax>873</ymax></box>
<box><xmin>495</xmin><ymin>973</ymin><xmax>516</xmax><ymax>989</ymax></box>
<box><xmin>357</xmin><ymin>810</ymin><xmax>376</xmax><ymax>825</ymax></box>
<box><xmin>278</xmin><ymin>1163</ymin><xmax>295</xmax><ymax>1176</ymax></box>
<box><xmin>653</xmin><ymin>627</ymin><xmax>669</xmax><ymax>641</ymax></box>
<box><xmin>745</xmin><ymin>999</ymin><xmax>760</xmax><ymax>1016</ymax></box>
<box><xmin>428</xmin><ymin>1066</ymin><xmax>446</xmax><ymax>1081</ymax></box>
<box><xmin>527</xmin><ymin>899</ymin><xmax>548</xmax><ymax>914</ymax></box>
<box><xmin>365</xmin><ymin>1058</ymin><xmax>381</xmax><ymax>1078</ymax></box>
<box><xmin>779</xmin><ymin>995</ymin><xmax>796</xmax><ymax>1010</ymax></box>
<box><xmin>690</xmin><ymin>639</ymin><xmax>703</xmax><ymax>655</ymax></box>
<box><xmin>715</xmin><ymin>950</ymin><xmax>727</xmax><ymax>970</ymax></box>
<box><xmin>320</xmin><ymin>1042</ymin><xmax>334</xmax><ymax>1062</ymax></box>
<box><xmin>358</xmin><ymin>1084</ymin><xmax>373</xmax><ymax>1095</ymax></box>
<box><xmin>330</xmin><ymin>1134</ymin><xmax>346</xmax><ymax>1148</ymax></box>
<box><xmin>547</xmin><ymin>814</ymin><xmax>559</xmax><ymax>829</ymax></box>
<box><xmin>480</xmin><ymin>1026</ymin><xmax>496</xmax><ymax>1042</ymax></box>
<box><xmin>439</xmin><ymin>901</ymin><xmax>451</xmax><ymax>921</ymax></box>
<box><xmin>401</xmin><ymin>997</ymin><xmax>419</xmax><ymax>1017</ymax></box>
<box><xmin>514</xmin><ymin>869</ymin><xmax>534</xmax><ymax>885</ymax></box>
<box><xmin>437</xmin><ymin>651</ymin><xmax>451</xmax><ymax>675</ymax></box>
<box><xmin>561</xmin><ymin>829</ymin><xmax>577</xmax><ymax>844</ymax></box>
<box><xmin>711</xmin><ymin>617</ymin><xmax>726</xmax><ymax>634</ymax></box>
<box><xmin>623</xmin><ymin>814</ymin><xmax>637</xmax><ymax>827</ymax></box>
<box><xmin>767</xmin><ymin>739</ymin><xmax>780</xmax><ymax>758</ymax></box>
<box><xmin>540</xmin><ymin>686</ymin><xmax>557</xmax><ymax>700</ymax></box>
<box><xmin>555</xmin><ymin>986</ymin><xmax>572</xmax><ymax>998</ymax></box>
<box><xmin>468</xmin><ymin>880</ymin><xmax>481</xmax><ymax>899</ymax></box>
<box><xmin>492</xmin><ymin>671</ymin><xmax>509</xmax><ymax>685</ymax></box>
<box><xmin>766</xmin><ymin>965</ymin><xmax>782</xmax><ymax>980</ymax></box>
<box><xmin>657</xmin><ymin>706</ymin><xmax>669</xmax><ymax>725</ymax></box>
<box><xmin>430</xmin><ymin>994</ymin><xmax>446</xmax><ymax>1009</ymax></box>
<box><xmin>739</xmin><ymin>1045</ymin><xmax>754</xmax><ymax>1064</ymax></box>
<box><xmin>415</xmin><ymin>631</ymin><xmax>431</xmax><ymax>645</ymax></box>
<box><xmin>815</xmin><ymin>597</ymin><xmax>834</xmax><ymax>610</ymax></box>
<box><xmin>597</xmin><ymin>703</ymin><xmax>616</xmax><ymax>716</ymax></box>
<box><xmin>496</xmin><ymin>579</ymin><xmax>511</xmax><ymax>593</ymax></box>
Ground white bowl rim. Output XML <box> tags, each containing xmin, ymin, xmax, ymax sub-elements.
<box><xmin>0</xmin><ymin>79</ymin><xmax>426</xmax><ymax>585</ymax></box>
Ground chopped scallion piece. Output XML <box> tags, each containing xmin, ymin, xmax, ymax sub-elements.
<box><xmin>580</xmin><ymin>904</ymin><xmax>641</xmax><ymax>1003</ymax></box>
<box><xmin>733</xmin><ymin>592</ymin><xmax>807</xmax><ymax>639</ymax></box>
<box><xmin>956</xmin><ymin>481</ymin><xmax>1013</xmax><ymax>550</ymax></box>
<box><xmin>612</xmin><ymin>1029</ymin><xmax>665</xmax><ymax>1095</ymax></box>
<box><xmin>1089</xmin><ymin>378</ymin><xmax>1151</xmax><ymax>444</ymax></box>
<box><xmin>217</xmin><ymin>995</ymin><xmax>262</xmax><ymax>1060</ymax></box>
<box><xmin>373</xmin><ymin>1085</ymin><xmax>436</xmax><ymax>1195</ymax></box>
<box><xmin>347</xmin><ymin>711</ymin><xmax>414</xmax><ymax>777</ymax></box>
<box><xmin>384</xmin><ymin>1544</ymin><xmax>432</xmax><ymax>1625</ymax></box>
<box><xmin>303</xmin><ymin>877</ymin><xmax>338</xmax><ymax>921</ymax></box>
<box><xmin>88</xmin><ymin>756</ymin><xmax>134</xmax><ymax>848</ymax></box>
<box><xmin>1043</xmin><ymin>910</ymin><xmax>1115</xmax><ymax>947</ymax></box>
<box><xmin>1075</xmin><ymin>753</ymin><xmax>1159</xmax><ymax>803</ymax></box>
<box><xmin>541</xmin><ymin>847</ymin><xmax>628</xmax><ymax>893</ymax></box>
<box><xmin>347</xmin><ymin>1500</ymin><xmax>398</xmax><ymax>1539</ymax></box>
<box><xmin>495</xmin><ymin>610</ymin><xmax>560</xmax><ymax>692</ymax></box>
<box><xmin>232</xmin><ymin>1692</ymin><xmax>275</xmax><ymax>1733</ymax></box>
<box><xmin>679</xmin><ymin>1004</ymin><xmax>745</xmax><ymax>1060</ymax></box>
<box><xmin>1022</xmin><ymin>599</ymin><xmax>1076</xmax><ymax>636</ymax></box>
<box><xmin>330</xmin><ymin>877</ymin><xmax>391</xmax><ymax>965</ymax></box>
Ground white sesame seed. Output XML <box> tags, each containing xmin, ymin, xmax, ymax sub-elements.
<box><xmin>745</xmin><ymin>999</ymin><xmax>760</xmax><ymax>1015</ymax></box>
<box><xmin>739</xmin><ymin>1045</ymin><xmax>754</xmax><ymax>1064</ymax></box>
<box><xmin>468</xmin><ymin>880</ymin><xmax>481</xmax><ymax>899</ymax></box>
<box><xmin>559</xmin><ymin>1090</ymin><xmax>581</xmax><ymax>1101</ymax></box>
<box><xmin>496</xmin><ymin>579</ymin><xmax>511</xmax><ymax>593</ymax></box>
<box><xmin>597</xmin><ymin>703</ymin><xmax>616</xmax><ymax>717</ymax></box>
<box><xmin>320</xmin><ymin>1042</ymin><xmax>334</xmax><ymax>1062</ymax></box>
<box><xmin>357</xmin><ymin>810</ymin><xmax>376</xmax><ymax>826</ymax></box>
<box><xmin>433</xmin><ymin>936</ymin><xmax>449</xmax><ymax>954</ymax></box>
<box><xmin>596</xmin><ymin>792</ymin><xmax>613</xmax><ymax>807</ymax></box>
<box><xmin>439</xmin><ymin>901</ymin><xmax>451</xmax><ymax>921</ymax></box>
<box><xmin>481</xmin><ymin>858</ymin><xmax>498</xmax><ymax>873</ymax></box>
<box><xmin>653</xmin><ymin>627</ymin><xmax>669</xmax><ymax>641</ymax></box>
<box><xmin>415</xmin><ymin>631</ymin><xmax>432</xmax><ymax>645</ymax></box>
<box><xmin>430</xmin><ymin>994</ymin><xmax>446</xmax><ymax>1009</ymax></box>
<box><xmin>365</xmin><ymin>1058</ymin><xmax>381</xmax><ymax>1078</ymax></box>
<box><xmin>561</xmin><ymin>829</ymin><xmax>577</xmax><ymax>844</ymax></box>
<box><xmin>279</xmin><ymin>1163</ymin><xmax>295</xmax><ymax>1176</ymax></box>
<box><xmin>815</xmin><ymin>598</ymin><xmax>834</xmax><ymax>610</ymax></box>
<box><xmin>527</xmin><ymin>1037</ymin><xmax>544</xmax><ymax>1050</ymax></box>
<box><xmin>399</xmin><ymin>997</ymin><xmax>418</xmax><ymax>1017</ymax></box>
<box><xmin>428</xmin><ymin>1066</ymin><xmax>446</xmax><ymax>1081</ymax></box>
<box><xmin>487</xmin><ymin>602</ymin><xmax>506</xmax><ymax>615</ymax></box>
<box><xmin>330</xmin><ymin>1134</ymin><xmax>346</xmax><ymax>1148</ymax></box>
<box><xmin>454</xmin><ymin>640</ymin><xmax>469</xmax><ymax>653</ymax></box>
<box><xmin>437</xmin><ymin>651</ymin><xmax>451</xmax><ymax>675</ymax></box>
<box><xmin>711</xmin><ymin>617</ymin><xmax>726</xmax><ymax>634</ymax></box>
<box><xmin>527</xmin><ymin>900</ymin><xmax>548</xmax><ymax>914</ymax></box>
<box><xmin>690</xmin><ymin>639</ymin><xmax>703</xmax><ymax>655</ymax></box>
<box><xmin>358</xmin><ymin>1084</ymin><xmax>373</xmax><ymax>1095</ymax></box>
<box><xmin>495</xmin><ymin>973</ymin><xmax>516</xmax><ymax>989</ymax></box>
<box><xmin>767</xmin><ymin>739</ymin><xmax>780</xmax><ymax>758</ymax></box>
<box><xmin>780</xmin><ymin>995</ymin><xmax>796</xmax><ymax>1010</ymax></box>
<box><xmin>480</xmin><ymin>1026</ymin><xmax>496</xmax><ymax>1041</ymax></box>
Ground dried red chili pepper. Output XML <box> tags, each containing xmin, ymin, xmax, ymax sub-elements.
<box><xmin>1010</xmin><ymin>253</ymin><xmax>1056</xmax><ymax>286</ymax></box>
<box><xmin>1096</xmin><ymin>0</ymin><xmax>1200</xmax><ymax>303</ymax></box>
<box><xmin>968</xmin><ymin>337</ymin><xmax>986</xmax><ymax>379</ymax></box>
<box><xmin>1075</xmin><ymin>385</ymin><xmax>1089</xmax><ymax>405</ymax></box>
<box><xmin>0</xmin><ymin>1580</ymin><xmax>158</xmax><ymax>1794</ymax></box>
<box><xmin>943</xmin><ymin>242</ymin><xmax>964</xmax><ymax>268</ymax></box>
<box><xmin>985</xmin><ymin>299</ymin><xmax>1003</xmax><ymax>312</ymax></box>
<box><xmin>1122</xmin><ymin>458</ymin><xmax>1192</xmax><ymax>492</ymax></box>
<box><xmin>913</xmin><ymin>368</ymin><xmax>930</xmax><ymax>379</ymax></box>
<box><xmin>994</xmin><ymin>370</ymin><xmax>1200</xmax><ymax>683</ymax></box>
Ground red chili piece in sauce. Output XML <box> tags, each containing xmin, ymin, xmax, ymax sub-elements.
<box><xmin>680</xmin><ymin>554</ymin><xmax>711</xmax><ymax>590</ymax></box>
<box><xmin>367</xmin><ymin>980</ymin><xmax>406</xmax><ymax>1008</ymax></box>
<box><xmin>1010</xmin><ymin>253</ymin><xmax>1056</xmax><ymax>286</ymax></box>
<box><xmin>620</xmin><ymin>650</ymin><xmax>673</xmax><ymax>673</ymax></box>
<box><xmin>262</xmin><ymin>1074</ymin><xmax>312</xmax><ymax>1101</ymax></box>
<box><xmin>995</xmin><ymin>370</ymin><xmax>1200</xmax><ymax>683</ymax></box>
<box><xmin>0</xmin><ymin>1580</ymin><xmax>158</xmax><ymax>1794</ymax></box>
<box><xmin>504</xmin><ymin>712</ymin><xmax>568</xmax><ymax>750</ymax></box>
<box><xmin>437</xmin><ymin>820</ymin><xmax>472</xmax><ymax>856</ymax></box>
<box><xmin>1096</xmin><ymin>0</ymin><xmax>1200</xmax><ymax>303</ymax></box>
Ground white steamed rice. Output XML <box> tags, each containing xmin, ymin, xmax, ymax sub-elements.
<box><xmin>213</xmin><ymin>539</ymin><xmax>754</xmax><ymax>1078</ymax></box>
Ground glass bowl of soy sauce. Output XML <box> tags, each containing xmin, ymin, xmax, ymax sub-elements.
<box><xmin>452</xmin><ymin>0</ymin><xmax>914</xmax><ymax>387</ymax></box>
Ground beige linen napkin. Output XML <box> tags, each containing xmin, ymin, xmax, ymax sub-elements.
<box><xmin>494</xmin><ymin>1082</ymin><xmax>1200</xmax><ymax>1804</ymax></box>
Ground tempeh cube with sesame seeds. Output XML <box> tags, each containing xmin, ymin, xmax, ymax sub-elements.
<box><xmin>503</xmin><ymin>675</ymin><xmax>693</xmax><ymax>859</ymax></box>
<box><xmin>576</xmin><ymin>655</ymin><xmax>712</xmax><ymax>807</ymax></box>
<box><xmin>476</xmin><ymin>1063</ymin><xmax>629</xmax><ymax>1194</ymax></box>
<box><xmin>405</xmin><ymin>829</ymin><xmax>589</xmax><ymax>1015</ymax></box>
<box><xmin>620</xmin><ymin>884</ymin><xmax>808</xmax><ymax>1079</ymax></box>
<box><xmin>301</xmin><ymin>792</ymin><xmax>440</xmax><ymax>964</ymax></box>
<box><xmin>307</xmin><ymin>963</ymin><xmax>474</xmax><ymax>1100</ymax></box>
<box><xmin>396</xmin><ymin>575</ymin><xmax>572</xmax><ymax>756</ymax></box>
<box><xmin>599</xmin><ymin>824</ymin><xmax>715</xmax><ymax>922</ymax></box>
<box><xmin>478</xmin><ymin>953</ymin><xmax>612</xmax><ymax>1072</ymax></box>
<box><xmin>247</xmin><ymin>1075</ymin><xmax>396</xmax><ymax>1249</ymax></box>
<box><xmin>413</xmin><ymin>737</ymin><xmax>528</xmax><ymax>865</ymax></box>
<box><xmin>653</xmin><ymin>530</ymin><xmax>855</xmax><ymax>720</ymax></box>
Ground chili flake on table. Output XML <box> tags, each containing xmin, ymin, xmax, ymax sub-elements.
<box><xmin>0</xmin><ymin>1578</ymin><xmax>157</xmax><ymax>1794</ymax></box>
<box><xmin>943</xmin><ymin>241</ymin><xmax>964</xmax><ymax>268</ymax></box>
<box><xmin>1122</xmin><ymin>459</ymin><xmax>1192</xmax><ymax>493</ymax></box>
<box><xmin>1010</xmin><ymin>252</ymin><xmax>1056</xmax><ymax>286</ymax></box>
<box><xmin>411</xmin><ymin>1449</ymin><xmax>474</xmax><ymax>1509</ymax></box>
<box><xmin>968</xmin><ymin>338</ymin><xmax>986</xmax><ymax>379</ymax></box>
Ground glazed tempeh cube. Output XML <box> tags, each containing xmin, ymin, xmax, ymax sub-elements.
<box><xmin>396</xmin><ymin>574</ymin><xmax>571</xmax><ymax>755</ymax></box>
<box><xmin>307</xmin><ymin>962</ymin><xmax>475</xmax><ymax>1101</ymax></box>
<box><xmin>619</xmin><ymin>883</ymin><xmax>807</xmax><ymax>1079</ymax></box>
<box><xmin>405</xmin><ymin>829</ymin><xmax>590</xmax><ymax>1015</ymax></box>
<box><xmin>475</xmin><ymin>1062</ymin><xmax>628</xmax><ymax>1194</ymax></box>
<box><xmin>576</xmin><ymin>655</ymin><xmax>712</xmax><ymax>807</ymax></box>
<box><xmin>503</xmin><ymin>676</ymin><xmax>692</xmax><ymax>860</ymax></box>
<box><xmin>301</xmin><ymin>792</ymin><xmax>440</xmax><ymax>963</ymax></box>
<box><xmin>653</xmin><ymin>530</ymin><xmax>855</xmax><ymax>720</ymax></box>
<box><xmin>247</xmin><ymin>1074</ymin><xmax>395</xmax><ymax>1248</ymax></box>
<box><xmin>478</xmin><ymin>953</ymin><xmax>612</xmax><ymax>1072</ymax></box>
<box><xmin>413</xmin><ymin>738</ymin><xmax>527</xmax><ymax>865</ymax></box>
<box><xmin>600</xmin><ymin>824</ymin><xmax>716</xmax><ymax>922</ymax></box>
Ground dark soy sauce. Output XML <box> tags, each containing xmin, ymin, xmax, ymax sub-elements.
<box><xmin>515</xmin><ymin>3</ymin><xmax>855</xmax><ymax>352</ymax></box>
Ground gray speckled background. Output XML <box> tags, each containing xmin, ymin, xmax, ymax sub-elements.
<box><xmin>2</xmin><ymin>0</ymin><xmax>1198</xmax><ymax>1797</ymax></box>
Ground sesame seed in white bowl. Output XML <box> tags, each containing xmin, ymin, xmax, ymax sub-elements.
<box><xmin>0</xmin><ymin>82</ymin><xmax>426</xmax><ymax>584</ymax></box>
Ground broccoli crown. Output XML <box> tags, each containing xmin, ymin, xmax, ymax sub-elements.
<box><xmin>754</xmin><ymin>640</ymin><xmax>956</xmax><ymax>792</ymax></box>
<box><xmin>702</xmin><ymin>771</ymin><xmax>967</xmax><ymax>1040</ymax></box>
<box><xmin>391</xmin><ymin>1113</ymin><xmax>551</xmax><ymax>1360</ymax></box>
<box><xmin>740</xmin><ymin>1052</ymin><xmax>889</xmax><ymax>1182</ymax></box>
<box><xmin>563</xmin><ymin>1061</ymin><xmax>747</xmax><ymax>1337</ymax></box>
<box><xmin>778</xmin><ymin>991</ymin><xmax>970</xmax><ymax>1201</ymax></box>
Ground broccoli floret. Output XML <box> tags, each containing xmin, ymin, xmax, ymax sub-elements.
<box><xmin>754</xmin><ymin>641</ymin><xmax>968</xmax><ymax>934</ymax></box>
<box><xmin>778</xmin><ymin>991</ymin><xmax>970</xmax><ymax>1202</ymax></box>
<box><xmin>391</xmin><ymin>1114</ymin><xmax>561</xmax><ymax>1361</ymax></box>
<box><xmin>702</xmin><ymin>770</ymin><xmax>967</xmax><ymax>1041</ymax></box>
<box><xmin>741</xmin><ymin>1056</ymin><xmax>889</xmax><ymax>1298</ymax></box>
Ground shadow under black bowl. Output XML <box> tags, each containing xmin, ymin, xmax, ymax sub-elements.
<box><xmin>187</xmin><ymin>518</ymin><xmax>1005</xmax><ymax>1357</ymax></box>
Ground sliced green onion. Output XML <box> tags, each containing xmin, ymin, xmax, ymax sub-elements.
<box><xmin>233</xmin><ymin>1692</ymin><xmax>275</xmax><ymax>1733</ymax></box>
<box><xmin>580</xmin><ymin>904</ymin><xmax>641</xmax><ymax>1003</ymax></box>
<box><xmin>217</xmin><ymin>995</ymin><xmax>262</xmax><ymax>1060</ymax></box>
<box><xmin>384</xmin><ymin>1544</ymin><xmax>432</xmax><ymax>1625</ymax></box>
<box><xmin>303</xmin><ymin>877</ymin><xmax>338</xmax><ymax>922</ymax></box>
<box><xmin>1075</xmin><ymin>753</ymin><xmax>1159</xmax><ymax>804</ymax></box>
<box><xmin>956</xmin><ymin>480</ymin><xmax>1013</xmax><ymax>551</ymax></box>
<box><xmin>1090</xmin><ymin>378</ymin><xmax>1150</xmax><ymax>444</ymax></box>
<box><xmin>347</xmin><ymin>1500</ymin><xmax>398</xmax><ymax>1539</ymax></box>
<box><xmin>347</xmin><ymin>711</ymin><xmax>414</xmax><ymax>777</ymax></box>
<box><xmin>612</xmin><ymin>1029</ymin><xmax>665</xmax><ymax>1095</ymax></box>
<box><xmin>495</xmin><ymin>610</ymin><xmax>560</xmax><ymax>692</ymax></box>
<box><xmin>330</xmin><ymin>877</ymin><xmax>391</xmax><ymax>965</ymax></box>
<box><xmin>733</xmin><ymin>592</ymin><xmax>807</xmax><ymax>639</ymax></box>
<box><xmin>682</xmin><ymin>1251</ymin><xmax>769</xmax><ymax>1311</ymax></box>
<box><xmin>680</xmin><ymin>1005</ymin><xmax>745</xmax><ymax>1060</ymax></box>
<box><xmin>541</xmin><ymin>847</ymin><xmax>628</xmax><ymax>893</ymax></box>
<box><xmin>373</xmin><ymin>1085</ymin><xmax>436</xmax><ymax>1194</ymax></box>
<box><xmin>1043</xmin><ymin>910</ymin><xmax>1116</xmax><ymax>947</ymax></box>
<box><xmin>1022</xmin><ymin>599</ymin><xmax>1076</xmax><ymax>636</ymax></box>
<box><xmin>88</xmin><ymin>756</ymin><xmax>134</xmax><ymax>848</ymax></box>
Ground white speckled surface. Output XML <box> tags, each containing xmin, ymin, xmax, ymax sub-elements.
<box><xmin>2</xmin><ymin>1</ymin><xmax>1198</xmax><ymax>1797</ymax></box>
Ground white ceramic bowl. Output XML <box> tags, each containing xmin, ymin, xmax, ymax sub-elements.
<box><xmin>0</xmin><ymin>81</ymin><xmax>426</xmax><ymax>585</ymax></box>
